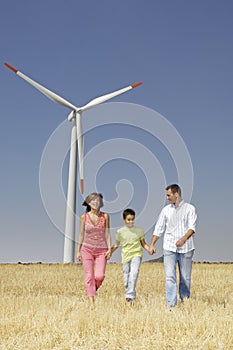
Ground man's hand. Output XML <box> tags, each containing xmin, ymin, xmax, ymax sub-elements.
<box><xmin>176</xmin><ymin>237</ymin><xmax>186</xmax><ymax>247</ymax></box>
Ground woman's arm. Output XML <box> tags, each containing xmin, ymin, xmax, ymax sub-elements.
<box><xmin>76</xmin><ymin>214</ymin><xmax>85</xmax><ymax>262</ymax></box>
<box><xmin>104</xmin><ymin>213</ymin><xmax>112</xmax><ymax>259</ymax></box>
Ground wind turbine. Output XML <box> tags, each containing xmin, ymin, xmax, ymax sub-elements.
<box><xmin>4</xmin><ymin>62</ymin><xmax>142</xmax><ymax>263</ymax></box>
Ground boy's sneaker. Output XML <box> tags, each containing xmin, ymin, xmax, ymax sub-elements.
<box><xmin>126</xmin><ymin>298</ymin><xmax>133</xmax><ymax>302</ymax></box>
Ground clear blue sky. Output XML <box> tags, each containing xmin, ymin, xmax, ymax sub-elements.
<box><xmin>1</xmin><ymin>0</ymin><xmax>232</xmax><ymax>263</ymax></box>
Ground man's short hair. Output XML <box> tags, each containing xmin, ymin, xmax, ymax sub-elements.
<box><xmin>166</xmin><ymin>184</ymin><xmax>181</xmax><ymax>196</ymax></box>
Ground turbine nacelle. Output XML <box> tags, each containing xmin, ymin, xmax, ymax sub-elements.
<box><xmin>4</xmin><ymin>62</ymin><xmax>142</xmax><ymax>195</ymax></box>
<box><xmin>67</xmin><ymin>111</ymin><xmax>76</xmax><ymax>121</ymax></box>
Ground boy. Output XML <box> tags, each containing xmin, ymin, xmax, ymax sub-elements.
<box><xmin>111</xmin><ymin>208</ymin><xmax>151</xmax><ymax>302</ymax></box>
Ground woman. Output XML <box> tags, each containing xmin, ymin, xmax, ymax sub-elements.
<box><xmin>76</xmin><ymin>193</ymin><xmax>111</xmax><ymax>307</ymax></box>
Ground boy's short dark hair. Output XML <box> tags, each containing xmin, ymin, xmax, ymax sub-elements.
<box><xmin>123</xmin><ymin>208</ymin><xmax>135</xmax><ymax>219</ymax></box>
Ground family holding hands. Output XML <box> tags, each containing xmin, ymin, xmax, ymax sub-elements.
<box><xmin>76</xmin><ymin>184</ymin><xmax>197</xmax><ymax>309</ymax></box>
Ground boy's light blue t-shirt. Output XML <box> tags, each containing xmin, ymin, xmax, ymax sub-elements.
<box><xmin>116</xmin><ymin>226</ymin><xmax>145</xmax><ymax>263</ymax></box>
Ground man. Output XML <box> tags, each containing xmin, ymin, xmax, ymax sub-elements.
<box><xmin>149</xmin><ymin>184</ymin><xmax>197</xmax><ymax>308</ymax></box>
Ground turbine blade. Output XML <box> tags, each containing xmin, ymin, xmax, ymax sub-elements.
<box><xmin>80</xmin><ymin>82</ymin><xmax>143</xmax><ymax>112</ymax></box>
<box><xmin>76</xmin><ymin>112</ymin><xmax>84</xmax><ymax>194</ymax></box>
<box><xmin>4</xmin><ymin>62</ymin><xmax>78</xmax><ymax>111</ymax></box>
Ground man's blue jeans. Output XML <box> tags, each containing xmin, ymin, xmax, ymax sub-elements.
<box><xmin>164</xmin><ymin>249</ymin><xmax>194</xmax><ymax>307</ymax></box>
<box><xmin>122</xmin><ymin>256</ymin><xmax>142</xmax><ymax>300</ymax></box>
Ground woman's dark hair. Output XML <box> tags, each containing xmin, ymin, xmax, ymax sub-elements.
<box><xmin>82</xmin><ymin>193</ymin><xmax>104</xmax><ymax>212</ymax></box>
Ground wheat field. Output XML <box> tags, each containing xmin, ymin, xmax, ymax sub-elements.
<box><xmin>0</xmin><ymin>263</ymin><xmax>232</xmax><ymax>350</ymax></box>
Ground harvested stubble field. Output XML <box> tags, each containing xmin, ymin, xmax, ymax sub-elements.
<box><xmin>0</xmin><ymin>263</ymin><xmax>232</xmax><ymax>350</ymax></box>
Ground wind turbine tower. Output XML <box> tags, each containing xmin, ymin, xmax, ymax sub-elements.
<box><xmin>4</xmin><ymin>62</ymin><xmax>142</xmax><ymax>262</ymax></box>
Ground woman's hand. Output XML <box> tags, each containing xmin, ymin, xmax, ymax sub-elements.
<box><xmin>76</xmin><ymin>251</ymin><xmax>82</xmax><ymax>262</ymax></box>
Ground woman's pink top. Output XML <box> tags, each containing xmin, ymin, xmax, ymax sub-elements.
<box><xmin>83</xmin><ymin>212</ymin><xmax>108</xmax><ymax>249</ymax></box>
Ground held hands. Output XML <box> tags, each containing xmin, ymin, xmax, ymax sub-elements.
<box><xmin>105</xmin><ymin>249</ymin><xmax>112</xmax><ymax>260</ymax></box>
<box><xmin>148</xmin><ymin>245</ymin><xmax>156</xmax><ymax>255</ymax></box>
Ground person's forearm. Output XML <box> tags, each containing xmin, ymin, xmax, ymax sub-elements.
<box><xmin>77</xmin><ymin>233</ymin><xmax>84</xmax><ymax>251</ymax></box>
<box><xmin>184</xmin><ymin>229</ymin><xmax>195</xmax><ymax>240</ymax></box>
<box><xmin>143</xmin><ymin>243</ymin><xmax>150</xmax><ymax>251</ymax></box>
<box><xmin>105</xmin><ymin>231</ymin><xmax>111</xmax><ymax>249</ymax></box>
<box><xmin>150</xmin><ymin>235</ymin><xmax>159</xmax><ymax>247</ymax></box>
<box><xmin>76</xmin><ymin>243</ymin><xmax>82</xmax><ymax>253</ymax></box>
<box><xmin>104</xmin><ymin>214</ymin><xmax>111</xmax><ymax>249</ymax></box>
<box><xmin>111</xmin><ymin>243</ymin><xmax>119</xmax><ymax>254</ymax></box>
<box><xmin>176</xmin><ymin>229</ymin><xmax>195</xmax><ymax>247</ymax></box>
<box><xmin>141</xmin><ymin>240</ymin><xmax>150</xmax><ymax>251</ymax></box>
<box><xmin>180</xmin><ymin>229</ymin><xmax>195</xmax><ymax>243</ymax></box>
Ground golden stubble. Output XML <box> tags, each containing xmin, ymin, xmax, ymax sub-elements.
<box><xmin>0</xmin><ymin>263</ymin><xmax>232</xmax><ymax>350</ymax></box>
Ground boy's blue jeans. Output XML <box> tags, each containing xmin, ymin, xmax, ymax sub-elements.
<box><xmin>122</xmin><ymin>256</ymin><xmax>142</xmax><ymax>300</ymax></box>
<box><xmin>164</xmin><ymin>249</ymin><xmax>194</xmax><ymax>307</ymax></box>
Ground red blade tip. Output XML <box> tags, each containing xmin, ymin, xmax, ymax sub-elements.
<box><xmin>4</xmin><ymin>62</ymin><xmax>18</xmax><ymax>73</ymax></box>
<box><xmin>131</xmin><ymin>82</ymin><xmax>143</xmax><ymax>88</ymax></box>
<box><xmin>80</xmin><ymin>179</ymin><xmax>84</xmax><ymax>194</ymax></box>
